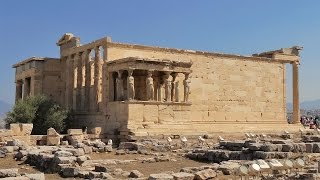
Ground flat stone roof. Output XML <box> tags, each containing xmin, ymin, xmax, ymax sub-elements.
<box><xmin>12</xmin><ymin>57</ymin><xmax>59</xmax><ymax>68</ymax></box>
<box><xmin>107</xmin><ymin>57</ymin><xmax>192</xmax><ymax>67</ymax></box>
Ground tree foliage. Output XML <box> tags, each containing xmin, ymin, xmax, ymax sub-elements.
<box><xmin>5</xmin><ymin>95</ymin><xmax>71</xmax><ymax>134</ymax></box>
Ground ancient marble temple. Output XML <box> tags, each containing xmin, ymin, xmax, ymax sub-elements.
<box><xmin>13</xmin><ymin>33</ymin><xmax>302</xmax><ymax>139</ymax></box>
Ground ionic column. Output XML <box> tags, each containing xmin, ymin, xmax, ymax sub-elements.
<box><xmin>116</xmin><ymin>70</ymin><xmax>124</xmax><ymax>101</ymax></box>
<box><xmin>65</xmin><ymin>56</ymin><xmax>72</xmax><ymax>107</ymax></box>
<box><xmin>292</xmin><ymin>61</ymin><xmax>300</xmax><ymax>124</ymax></box>
<box><xmin>80</xmin><ymin>52</ymin><xmax>86</xmax><ymax>111</ymax></box>
<box><xmin>93</xmin><ymin>46</ymin><xmax>101</xmax><ymax>111</ymax></box>
<box><xmin>164</xmin><ymin>72</ymin><xmax>172</xmax><ymax>102</ymax></box>
<box><xmin>74</xmin><ymin>52</ymin><xmax>83</xmax><ymax>110</ymax></box>
<box><xmin>69</xmin><ymin>56</ymin><xmax>74</xmax><ymax>108</ymax></box>
<box><xmin>77</xmin><ymin>52</ymin><xmax>83</xmax><ymax>110</ymax></box>
<box><xmin>127</xmin><ymin>69</ymin><xmax>135</xmax><ymax>101</ymax></box>
<box><xmin>72</xmin><ymin>54</ymin><xmax>78</xmax><ymax>110</ymax></box>
<box><xmin>146</xmin><ymin>70</ymin><xmax>154</xmax><ymax>101</ymax></box>
<box><xmin>84</xmin><ymin>49</ymin><xmax>91</xmax><ymax>111</ymax></box>
<box><xmin>15</xmin><ymin>80</ymin><xmax>23</xmax><ymax>102</ymax></box>
<box><xmin>183</xmin><ymin>73</ymin><xmax>191</xmax><ymax>102</ymax></box>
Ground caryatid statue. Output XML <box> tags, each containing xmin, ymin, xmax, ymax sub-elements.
<box><xmin>146</xmin><ymin>70</ymin><xmax>154</xmax><ymax>100</ymax></box>
<box><xmin>116</xmin><ymin>71</ymin><xmax>124</xmax><ymax>101</ymax></box>
<box><xmin>164</xmin><ymin>72</ymin><xmax>172</xmax><ymax>102</ymax></box>
<box><xmin>127</xmin><ymin>69</ymin><xmax>135</xmax><ymax>100</ymax></box>
<box><xmin>171</xmin><ymin>73</ymin><xmax>179</xmax><ymax>102</ymax></box>
<box><xmin>183</xmin><ymin>73</ymin><xmax>191</xmax><ymax>102</ymax></box>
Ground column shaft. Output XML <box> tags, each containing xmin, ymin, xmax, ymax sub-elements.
<box><xmin>73</xmin><ymin>54</ymin><xmax>79</xmax><ymax>110</ymax></box>
<box><xmin>292</xmin><ymin>62</ymin><xmax>300</xmax><ymax>124</ymax></box>
<box><xmin>93</xmin><ymin>47</ymin><xmax>101</xmax><ymax>111</ymax></box>
<box><xmin>68</xmin><ymin>56</ymin><xmax>74</xmax><ymax>109</ymax></box>
<box><xmin>80</xmin><ymin>52</ymin><xmax>86</xmax><ymax>111</ymax></box>
<box><xmin>65</xmin><ymin>56</ymin><xmax>70</xmax><ymax>107</ymax></box>
<box><xmin>77</xmin><ymin>52</ymin><xmax>83</xmax><ymax>111</ymax></box>
<box><xmin>85</xmin><ymin>50</ymin><xmax>91</xmax><ymax>111</ymax></box>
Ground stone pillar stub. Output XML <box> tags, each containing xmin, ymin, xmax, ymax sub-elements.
<box><xmin>292</xmin><ymin>61</ymin><xmax>300</xmax><ymax>124</ymax></box>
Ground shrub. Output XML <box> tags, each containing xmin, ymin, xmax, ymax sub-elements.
<box><xmin>5</xmin><ymin>95</ymin><xmax>71</xmax><ymax>134</ymax></box>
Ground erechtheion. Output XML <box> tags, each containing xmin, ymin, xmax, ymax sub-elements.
<box><xmin>13</xmin><ymin>33</ymin><xmax>302</xmax><ymax>139</ymax></box>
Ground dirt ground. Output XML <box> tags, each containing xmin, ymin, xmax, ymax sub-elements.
<box><xmin>0</xmin><ymin>152</ymin><xmax>208</xmax><ymax>180</ymax></box>
<box><xmin>0</xmin><ymin>155</ymin><xmax>70</xmax><ymax>180</ymax></box>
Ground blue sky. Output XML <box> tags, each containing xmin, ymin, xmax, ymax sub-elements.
<box><xmin>0</xmin><ymin>0</ymin><xmax>319</xmax><ymax>105</ymax></box>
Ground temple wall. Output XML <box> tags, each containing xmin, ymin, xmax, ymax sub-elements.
<box><xmin>105</xmin><ymin>44</ymin><xmax>287</xmax><ymax>134</ymax></box>
<box><xmin>14</xmin><ymin>34</ymin><xmax>300</xmax><ymax>137</ymax></box>
<box><xmin>42</xmin><ymin>60</ymin><xmax>64</xmax><ymax>105</ymax></box>
<box><xmin>14</xmin><ymin>59</ymin><xmax>64</xmax><ymax>105</ymax></box>
<box><xmin>72</xmin><ymin>113</ymin><xmax>105</xmax><ymax>131</ymax></box>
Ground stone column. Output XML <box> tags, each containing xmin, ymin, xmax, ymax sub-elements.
<box><xmin>164</xmin><ymin>72</ymin><xmax>172</xmax><ymax>102</ymax></box>
<box><xmin>183</xmin><ymin>73</ymin><xmax>191</xmax><ymax>102</ymax></box>
<box><xmin>116</xmin><ymin>70</ymin><xmax>124</xmax><ymax>101</ymax></box>
<box><xmin>69</xmin><ymin>56</ymin><xmax>74</xmax><ymax>108</ymax></box>
<box><xmin>15</xmin><ymin>80</ymin><xmax>23</xmax><ymax>101</ymax></box>
<box><xmin>146</xmin><ymin>70</ymin><xmax>154</xmax><ymax>101</ymax></box>
<box><xmin>80</xmin><ymin>52</ymin><xmax>86</xmax><ymax>111</ymax></box>
<box><xmin>72</xmin><ymin>54</ymin><xmax>78</xmax><ymax>110</ymax></box>
<box><xmin>65</xmin><ymin>56</ymin><xmax>72</xmax><ymax>107</ymax></box>
<box><xmin>292</xmin><ymin>61</ymin><xmax>300</xmax><ymax>124</ymax></box>
<box><xmin>84</xmin><ymin>49</ymin><xmax>91</xmax><ymax>111</ymax></box>
<box><xmin>77</xmin><ymin>52</ymin><xmax>83</xmax><ymax>111</ymax></box>
<box><xmin>127</xmin><ymin>69</ymin><xmax>135</xmax><ymax>101</ymax></box>
<box><xmin>93</xmin><ymin>46</ymin><xmax>101</xmax><ymax>111</ymax></box>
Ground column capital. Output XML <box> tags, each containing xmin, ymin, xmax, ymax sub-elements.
<box><xmin>292</xmin><ymin>60</ymin><xmax>300</xmax><ymax>66</ymax></box>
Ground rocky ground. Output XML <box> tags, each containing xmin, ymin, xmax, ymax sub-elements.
<box><xmin>1</xmin><ymin>130</ymin><xmax>320</xmax><ymax>179</ymax></box>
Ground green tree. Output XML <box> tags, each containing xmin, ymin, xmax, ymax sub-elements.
<box><xmin>5</xmin><ymin>95</ymin><xmax>71</xmax><ymax>134</ymax></box>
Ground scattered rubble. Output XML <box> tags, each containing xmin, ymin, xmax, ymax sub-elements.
<box><xmin>1</xmin><ymin>126</ymin><xmax>320</xmax><ymax>179</ymax></box>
